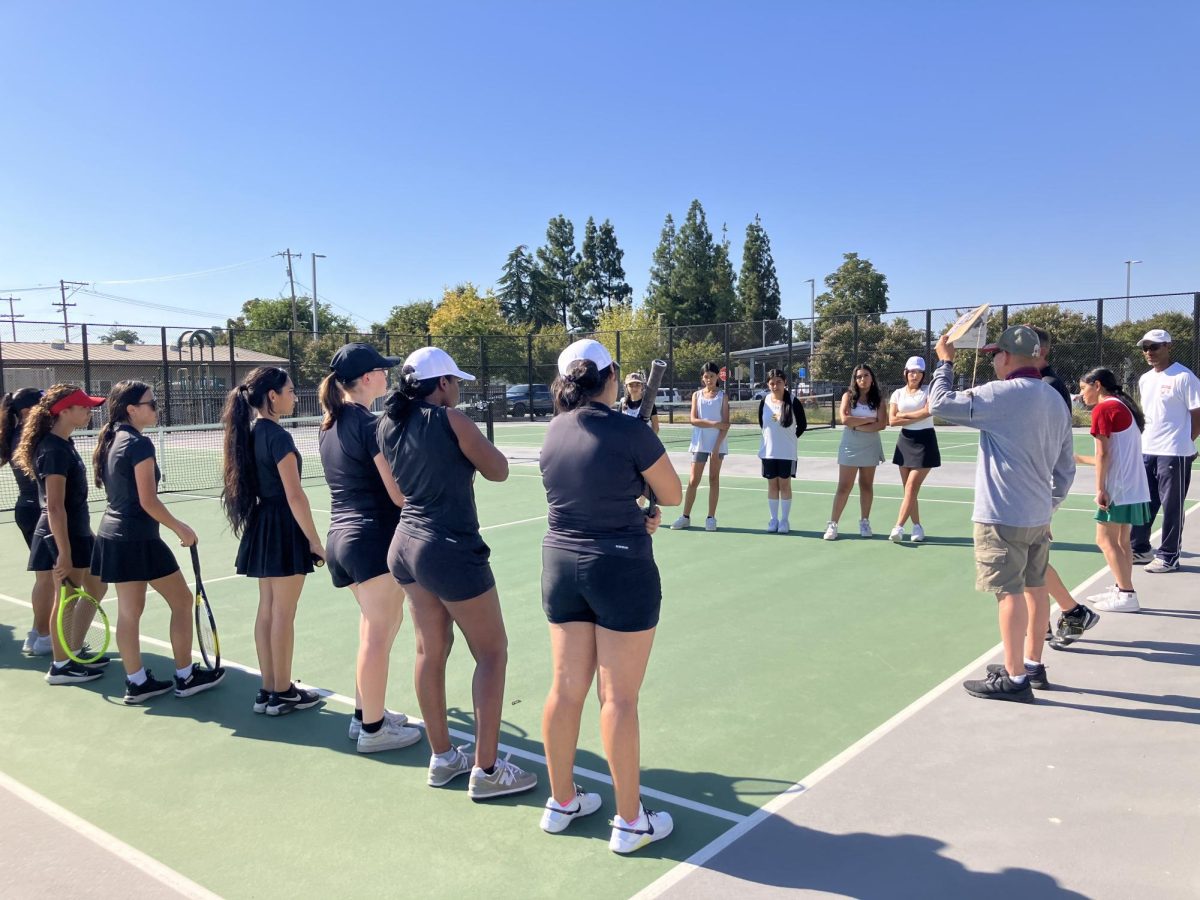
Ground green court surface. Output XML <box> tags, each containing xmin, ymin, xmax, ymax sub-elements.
<box><xmin>0</xmin><ymin>445</ymin><xmax>1110</xmax><ymax>898</ymax></box>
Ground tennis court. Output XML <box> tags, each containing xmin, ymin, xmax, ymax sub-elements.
<box><xmin>0</xmin><ymin>419</ymin><xmax>1114</xmax><ymax>897</ymax></box>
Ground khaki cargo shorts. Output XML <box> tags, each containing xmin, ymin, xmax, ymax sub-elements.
<box><xmin>973</xmin><ymin>522</ymin><xmax>1052</xmax><ymax>596</ymax></box>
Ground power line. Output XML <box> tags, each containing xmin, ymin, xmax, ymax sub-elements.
<box><xmin>77</xmin><ymin>288</ymin><xmax>235</xmax><ymax>321</ymax></box>
<box><xmin>92</xmin><ymin>254</ymin><xmax>276</xmax><ymax>285</ymax></box>
<box><xmin>274</xmin><ymin>249</ymin><xmax>301</xmax><ymax>331</ymax></box>
<box><xmin>55</xmin><ymin>280</ymin><xmax>86</xmax><ymax>343</ymax></box>
<box><xmin>0</xmin><ymin>296</ymin><xmax>22</xmax><ymax>341</ymax></box>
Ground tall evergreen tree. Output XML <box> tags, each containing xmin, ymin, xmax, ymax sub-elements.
<box><xmin>737</xmin><ymin>214</ymin><xmax>782</xmax><ymax>323</ymax></box>
<box><xmin>644</xmin><ymin>213</ymin><xmax>677</xmax><ymax>322</ymax></box>
<box><xmin>535</xmin><ymin>215</ymin><xmax>580</xmax><ymax>329</ymax></box>
<box><xmin>711</xmin><ymin>223</ymin><xmax>738</xmax><ymax>324</ymax></box>
<box><xmin>498</xmin><ymin>244</ymin><xmax>535</xmax><ymax>325</ymax></box>
<box><xmin>595</xmin><ymin>219</ymin><xmax>632</xmax><ymax>308</ymax></box>
<box><xmin>668</xmin><ymin>199</ymin><xmax>718</xmax><ymax>324</ymax></box>
<box><xmin>572</xmin><ymin>216</ymin><xmax>603</xmax><ymax>330</ymax></box>
<box><xmin>815</xmin><ymin>252</ymin><xmax>889</xmax><ymax>330</ymax></box>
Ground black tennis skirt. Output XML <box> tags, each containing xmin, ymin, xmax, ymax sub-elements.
<box><xmin>892</xmin><ymin>428</ymin><xmax>942</xmax><ymax>469</ymax></box>
<box><xmin>236</xmin><ymin>496</ymin><xmax>315</xmax><ymax>578</ymax></box>
<box><xmin>91</xmin><ymin>535</ymin><xmax>180</xmax><ymax>583</ymax></box>
<box><xmin>28</xmin><ymin>531</ymin><xmax>95</xmax><ymax>572</ymax></box>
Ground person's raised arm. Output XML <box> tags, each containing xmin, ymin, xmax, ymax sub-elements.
<box><xmin>278</xmin><ymin>453</ymin><xmax>324</xmax><ymax>560</ymax></box>
<box><xmin>134</xmin><ymin>457</ymin><xmax>196</xmax><ymax>546</ymax></box>
<box><xmin>841</xmin><ymin>392</ymin><xmax>874</xmax><ymax>428</ymax></box>
<box><xmin>448</xmin><ymin>407</ymin><xmax>508</xmax><ymax>481</ymax></box>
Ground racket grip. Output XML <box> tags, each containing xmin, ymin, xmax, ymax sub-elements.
<box><xmin>311</xmin><ymin>553</ymin><xmax>326</xmax><ymax>568</ymax></box>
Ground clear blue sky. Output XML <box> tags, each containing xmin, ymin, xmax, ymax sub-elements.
<box><xmin>2</xmin><ymin>1</ymin><xmax>1197</xmax><ymax>333</ymax></box>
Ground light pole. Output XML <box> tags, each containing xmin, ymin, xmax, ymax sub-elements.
<box><xmin>1124</xmin><ymin>259</ymin><xmax>1142</xmax><ymax>322</ymax></box>
<box><xmin>804</xmin><ymin>277</ymin><xmax>816</xmax><ymax>364</ymax></box>
<box><xmin>311</xmin><ymin>253</ymin><xmax>326</xmax><ymax>336</ymax></box>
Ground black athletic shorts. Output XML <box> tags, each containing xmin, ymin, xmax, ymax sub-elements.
<box><xmin>388</xmin><ymin>528</ymin><xmax>495</xmax><ymax>602</ymax></box>
<box><xmin>761</xmin><ymin>458</ymin><xmax>798</xmax><ymax>479</ymax></box>
<box><xmin>326</xmin><ymin>519</ymin><xmax>395</xmax><ymax>589</ymax></box>
<box><xmin>541</xmin><ymin>545</ymin><xmax>661</xmax><ymax>633</ymax></box>
<box><xmin>28</xmin><ymin>532</ymin><xmax>95</xmax><ymax>572</ymax></box>
<box><xmin>15</xmin><ymin>504</ymin><xmax>39</xmax><ymax>549</ymax></box>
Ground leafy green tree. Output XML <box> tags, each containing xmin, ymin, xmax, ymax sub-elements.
<box><xmin>815</xmin><ymin>253</ymin><xmax>889</xmax><ymax>331</ymax></box>
<box><xmin>644</xmin><ymin>213</ymin><xmax>677</xmax><ymax>322</ymax></box>
<box><xmin>428</xmin><ymin>283</ymin><xmax>511</xmax><ymax>336</ymax></box>
<box><xmin>497</xmin><ymin>245</ymin><xmax>557</xmax><ymax>329</ymax></box>
<box><xmin>811</xmin><ymin>317</ymin><xmax>924</xmax><ymax>388</ymax></box>
<box><xmin>671</xmin><ymin>338</ymin><xmax>725</xmax><ymax>387</ymax></box>
<box><xmin>230</xmin><ymin>296</ymin><xmax>354</xmax><ymax>336</ymax></box>
<box><xmin>737</xmin><ymin>214</ymin><xmax>782</xmax><ymax>324</ymax></box>
<box><xmin>668</xmin><ymin>199</ymin><xmax>719</xmax><ymax>325</ymax></box>
<box><xmin>596</xmin><ymin>219</ymin><xmax>632</xmax><ymax>308</ymax></box>
<box><xmin>572</xmin><ymin>217</ymin><xmax>603</xmax><ymax>330</ymax></box>
<box><xmin>371</xmin><ymin>299</ymin><xmax>437</xmax><ymax>337</ymax></box>
<box><xmin>536</xmin><ymin>215</ymin><xmax>580</xmax><ymax>329</ymax></box>
<box><xmin>594</xmin><ymin>303</ymin><xmax>666</xmax><ymax>376</ymax></box>
<box><xmin>711</xmin><ymin>224</ymin><xmax>739</xmax><ymax>325</ymax></box>
<box><xmin>97</xmin><ymin>327</ymin><xmax>142</xmax><ymax>344</ymax></box>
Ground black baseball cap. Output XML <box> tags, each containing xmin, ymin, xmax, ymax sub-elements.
<box><xmin>329</xmin><ymin>343</ymin><xmax>402</xmax><ymax>381</ymax></box>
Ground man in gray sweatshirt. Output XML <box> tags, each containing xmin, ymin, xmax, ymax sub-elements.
<box><xmin>929</xmin><ymin>325</ymin><xmax>1076</xmax><ymax>702</ymax></box>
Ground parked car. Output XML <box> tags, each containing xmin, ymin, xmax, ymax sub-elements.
<box><xmin>655</xmin><ymin>387</ymin><xmax>683</xmax><ymax>405</ymax></box>
<box><xmin>506</xmin><ymin>383</ymin><xmax>553</xmax><ymax>417</ymax></box>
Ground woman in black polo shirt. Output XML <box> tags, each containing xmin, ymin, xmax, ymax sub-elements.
<box><xmin>318</xmin><ymin>343</ymin><xmax>420</xmax><ymax>754</ymax></box>
<box><xmin>92</xmin><ymin>380</ymin><xmax>224</xmax><ymax>704</ymax></box>
<box><xmin>538</xmin><ymin>339</ymin><xmax>682</xmax><ymax>853</ymax></box>
<box><xmin>222</xmin><ymin>366</ymin><xmax>325</xmax><ymax>717</ymax></box>
<box><xmin>14</xmin><ymin>384</ymin><xmax>109</xmax><ymax>685</ymax></box>
<box><xmin>1</xmin><ymin>388</ymin><xmax>56</xmax><ymax>656</ymax></box>
<box><xmin>378</xmin><ymin>346</ymin><xmax>536</xmax><ymax>800</ymax></box>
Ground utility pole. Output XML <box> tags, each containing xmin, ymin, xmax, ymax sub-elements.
<box><xmin>56</xmin><ymin>280</ymin><xmax>86</xmax><ymax>343</ymax></box>
<box><xmin>1124</xmin><ymin>259</ymin><xmax>1142</xmax><ymax>322</ymax></box>
<box><xmin>311</xmin><ymin>253</ymin><xmax>326</xmax><ymax>337</ymax></box>
<box><xmin>275</xmin><ymin>249</ymin><xmax>302</xmax><ymax>331</ymax></box>
<box><xmin>0</xmin><ymin>296</ymin><xmax>22</xmax><ymax>341</ymax></box>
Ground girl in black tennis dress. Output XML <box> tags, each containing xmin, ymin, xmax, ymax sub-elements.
<box><xmin>318</xmin><ymin>343</ymin><xmax>420</xmax><ymax>754</ymax></box>
<box><xmin>1</xmin><ymin>389</ymin><xmax>56</xmax><ymax>656</ymax></box>
<box><xmin>222</xmin><ymin>366</ymin><xmax>325</xmax><ymax>717</ymax></box>
<box><xmin>91</xmin><ymin>380</ymin><xmax>224</xmax><ymax>704</ymax></box>
<box><xmin>15</xmin><ymin>384</ymin><xmax>109</xmax><ymax>685</ymax></box>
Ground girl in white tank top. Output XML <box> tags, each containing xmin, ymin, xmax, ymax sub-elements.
<box><xmin>670</xmin><ymin>363</ymin><xmax>730</xmax><ymax>532</ymax></box>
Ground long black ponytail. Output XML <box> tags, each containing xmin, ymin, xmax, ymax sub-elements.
<box><xmin>93</xmin><ymin>380</ymin><xmax>150</xmax><ymax>487</ymax></box>
<box><xmin>220</xmin><ymin>366</ymin><xmax>290</xmax><ymax>535</ymax></box>
<box><xmin>766</xmin><ymin>368</ymin><xmax>794</xmax><ymax>429</ymax></box>
<box><xmin>1082</xmin><ymin>366</ymin><xmax>1146</xmax><ymax>432</ymax></box>
<box><xmin>0</xmin><ymin>388</ymin><xmax>42</xmax><ymax>467</ymax></box>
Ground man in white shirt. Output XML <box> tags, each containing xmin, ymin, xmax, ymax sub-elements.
<box><xmin>1130</xmin><ymin>328</ymin><xmax>1200</xmax><ymax>573</ymax></box>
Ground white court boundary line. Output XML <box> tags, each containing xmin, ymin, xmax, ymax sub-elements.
<box><xmin>0</xmin><ymin>769</ymin><xmax>221</xmax><ymax>900</ymax></box>
<box><xmin>631</xmin><ymin>501</ymin><xmax>1200</xmax><ymax>898</ymax></box>
<box><xmin>0</xmin><ymin>591</ymin><xmax>744</xmax><ymax>826</ymax></box>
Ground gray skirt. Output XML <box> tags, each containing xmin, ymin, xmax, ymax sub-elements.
<box><xmin>838</xmin><ymin>428</ymin><xmax>885</xmax><ymax>467</ymax></box>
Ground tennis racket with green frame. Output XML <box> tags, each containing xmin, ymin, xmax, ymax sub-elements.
<box><xmin>190</xmin><ymin>545</ymin><xmax>221</xmax><ymax>670</ymax></box>
<box><xmin>56</xmin><ymin>578</ymin><xmax>110</xmax><ymax>665</ymax></box>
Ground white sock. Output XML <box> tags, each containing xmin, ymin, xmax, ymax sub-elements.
<box><xmin>768</xmin><ymin>499</ymin><xmax>779</xmax><ymax>519</ymax></box>
<box><xmin>1009</xmin><ymin>672</ymin><xmax>1028</xmax><ymax>683</ymax></box>
<box><xmin>549</xmin><ymin>794</ymin><xmax>577</xmax><ymax>811</ymax></box>
<box><xmin>128</xmin><ymin>667</ymin><xmax>147</xmax><ymax>686</ymax></box>
<box><xmin>434</xmin><ymin>748</ymin><xmax>459</xmax><ymax>764</ymax></box>
<box><xmin>780</xmin><ymin>500</ymin><xmax>791</xmax><ymax>520</ymax></box>
<box><xmin>615</xmin><ymin>804</ymin><xmax>646</xmax><ymax>829</ymax></box>
<box><xmin>176</xmin><ymin>663</ymin><xmax>193</xmax><ymax>680</ymax></box>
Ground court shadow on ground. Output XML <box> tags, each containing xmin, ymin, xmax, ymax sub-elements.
<box><xmin>1135</xmin><ymin>607</ymin><xmax>1200</xmax><ymax>619</ymax></box>
<box><xmin>1058</xmin><ymin>638</ymin><xmax>1200</xmax><ymax>667</ymax></box>
<box><xmin>695</xmin><ymin>816</ymin><xmax>1088</xmax><ymax>898</ymax></box>
<box><xmin>0</xmin><ymin>622</ymin><xmax>16</xmax><ymax>655</ymax></box>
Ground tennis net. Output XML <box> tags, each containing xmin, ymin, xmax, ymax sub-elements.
<box><xmin>652</xmin><ymin>393</ymin><xmax>837</xmax><ymax>450</ymax></box>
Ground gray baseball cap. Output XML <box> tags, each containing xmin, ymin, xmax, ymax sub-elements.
<box><xmin>982</xmin><ymin>325</ymin><xmax>1041</xmax><ymax>357</ymax></box>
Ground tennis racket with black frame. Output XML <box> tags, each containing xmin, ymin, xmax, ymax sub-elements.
<box><xmin>57</xmin><ymin>578</ymin><xmax>109</xmax><ymax>665</ymax></box>
<box><xmin>640</xmin><ymin>359</ymin><xmax>668</xmax><ymax>517</ymax></box>
<box><xmin>190</xmin><ymin>545</ymin><xmax>221</xmax><ymax>670</ymax></box>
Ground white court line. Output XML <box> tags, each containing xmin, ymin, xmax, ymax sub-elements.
<box><xmin>632</xmin><ymin>502</ymin><xmax>1200</xmax><ymax>898</ymax></box>
<box><xmin>0</xmin><ymin>592</ymin><xmax>744</xmax><ymax>825</ymax></box>
<box><xmin>0</xmin><ymin>769</ymin><xmax>221</xmax><ymax>900</ymax></box>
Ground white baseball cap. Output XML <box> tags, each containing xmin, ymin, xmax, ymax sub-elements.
<box><xmin>403</xmin><ymin>346</ymin><xmax>475</xmax><ymax>381</ymax></box>
<box><xmin>1137</xmin><ymin>329</ymin><xmax>1172</xmax><ymax>347</ymax></box>
<box><xmin>904</xmin><ymin>356</ymin><xmax>926</xmax><ymax>372</ymax></box>
<box><xmin>557</xmin><ymin>338</ymin><xmax>614</xmax><ymax>376</ymax></box>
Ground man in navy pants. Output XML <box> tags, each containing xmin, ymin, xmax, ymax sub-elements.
<box><xmin>1129</xmin><ymin>329</ymin><xmax>1200</xmax><ymax>573</ymax></box>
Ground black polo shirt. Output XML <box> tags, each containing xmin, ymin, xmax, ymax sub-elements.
<box><xmin>319</xmin><ymin>403</ymin><xmax>396</xmax><ymax>526</ymax></box>
<box><xmin>252</xmin><ymin>419</ymin><xmax>301</xmax><ymax>499</ymax></box>
<box><xmin>96</xmin><ymin>424</ymin><xmax>161</xmax><ymax>540</ymax></box>
<box><xmin>540</xmin><ymin>401</ymin><xmax>666</xmax><ymax>559</ymax></box>
<box><xmin>33</xmin><ymin>433</ymin><xmax>91</xmax><ymax>536</ymax></box>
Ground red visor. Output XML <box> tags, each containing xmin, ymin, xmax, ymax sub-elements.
<box><xmin>49</xmin><ymin>389</ymin><xmax>105</xmax><ymax>416</ymax></box>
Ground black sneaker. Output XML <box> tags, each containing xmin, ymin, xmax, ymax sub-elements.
<box><xmin>266</xmin><ymin>684</ymin><xmax>322</xmax><ymax>717</ymax></box>
<box><xmin>963</xmin><ymin>670</ymin><xmax>1034</xmax><ymax>703</ymax></box>
<box><xmin>123</xmin><ymin>670</ymin><xmax>174</xmax><ymax>704</ymax></box>
<box><xmin>1049</xmin><ymin>605</ymin><xmax>1101</xmax><ymax>649</ymax></box>
<box><xmin>175</xmin><ymin>666</ymin><xmax>225</xmax><ymax>698</ymax></box>
<box><xmin>252</xmin><ymin>689</ymin><xmax>270</xmax><ymax>714</ymax></box>
<box><xmin>45</xmin><ymin>660</ymin><xmax>105</xmax><ymax>685</ymax></box>
<box><xmin>75</xmin><ymin>645</ymin><xmax>111</xmax><ymax>667</ymax></box>
<box><xmin>988</xmin><ymin>662</ymin><xmax>1049</xmax><ymax>690</ymax></box>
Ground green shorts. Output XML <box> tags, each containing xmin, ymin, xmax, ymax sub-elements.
<box><xmin>1094</xmin><ymin>502</ymin><xmax>1151</xmax><ymax>525</ymax></box>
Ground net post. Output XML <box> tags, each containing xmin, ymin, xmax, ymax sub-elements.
<box><xmin>81</xmin><ymin>323</ymin><xmax>92</xmax><ymax>394</ymax></box>
<box><xmin>526</xmin><ymin>334</ymin><xmax>534</xmax><ymax>422</ymax></box>
<box><xmin>485</xmin><ymin>393</ymin><xmax>495</xmax><ymax>444</ymax></box>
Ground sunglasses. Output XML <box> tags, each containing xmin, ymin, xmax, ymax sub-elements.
<box><xmin>1141</xmin><ymin>343</ymin><xmax>1163</xmax><ymax>352</ymax></box>
<box><xmin>133</xmin><ymin>400</ymin><xmax>159</xmax><ymax>411</ymax></box>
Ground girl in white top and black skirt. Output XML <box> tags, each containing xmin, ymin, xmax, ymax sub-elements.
<box><xmin>92</xmin><ymin>380</ymin><xmax>224</xmax><ymax>704</ymax></box>
<box><xmin>318</xmin><ymin>343</ymin><xmax>420</xmax><ymax>754</ymax></box>
<box><xmin>887</xmin><ymin>356</ymin><xmax>941</xmax><ymax>543</ymax></box>
<box><xmin>15</xmin><ymin>385</ymin><xmax>109</xmax><ymax>685</ymax></box>
<box><xmin>618</xmin><ymin>371</ymin><xmax>659</xmax><ymax>432</ymax></box>
<box><xmin>2</xmin><ymin>389</ymin><xmax>56</xmax><ymax>657</ymax></box>
<box><xmin>221</xmin><ymin>366</ymin><xmax>325</xmax><ymax>717</ymax></box>
<box><xmin>758</xmin><ymin>368</ymin><xmax>808</xmax><ymax>534</ymax></box>
<box><xmin>825</xmin><ymin>364</ymin><xmax>888</xmax><ymax>540</ymax></box>
<box><xmin>378</xmin><ymin>346</ymin><xmax>537</xmax><ymax>800</ymax></box>
<box><xmin>539</xmin><ymin>339</ymin><xmax>682</xmax><ymax>851</ymax></box>
<box><xmin>670</xmin><ymin>362</ymin><xmax>730</xmax><ymax>532</ymax></box>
